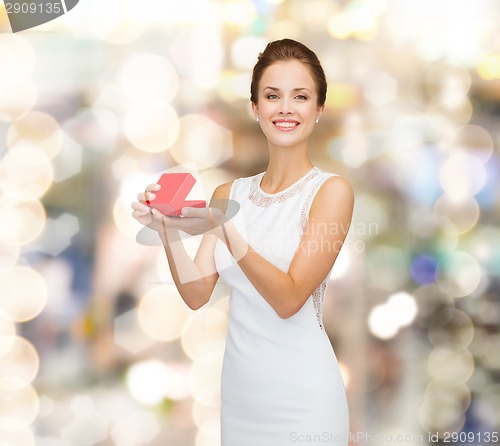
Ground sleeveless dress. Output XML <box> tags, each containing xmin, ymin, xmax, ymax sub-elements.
<box><xmin>214</xmin><ymin>166</ymin><xmax>349</xmax><ymax>446</ymax></box>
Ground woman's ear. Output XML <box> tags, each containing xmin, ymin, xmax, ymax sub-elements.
<box><xmin>316</xmin><ymin>104</ymin><xmax>325</xmax><ymax>120</ymax></box>
<box><xmin>251</xmin><ymin>102</ymin><xmax>259</xmax><ymax>120</ymax></box>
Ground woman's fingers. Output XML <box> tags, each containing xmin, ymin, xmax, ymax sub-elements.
<box><xmin>137</xmin><ymin>184</ymin><xmax>161</xmax><ymax>203</ymax></box>
<box><xmin>131</xmin><ymin>201</ymin><xmax>151</xmax><ymax>214</ymax></box>
<box><xmin>146</xmin><ymin>183</ymin><xmax>161</xmax><ymax>192</ymax></box>
<box><xmin>137</xmin><ymin>191</ymin><xmax>156</xmax><ymax>202</ymax></box>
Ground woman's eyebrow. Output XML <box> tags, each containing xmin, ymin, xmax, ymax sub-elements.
<box><xmin>263</xmin><ymin>87</ymin><xmax>312</xmax><ymax>92</ymax></box>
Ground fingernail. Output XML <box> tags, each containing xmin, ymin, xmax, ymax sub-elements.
<box><xmin>181</xmin><ymin>208</ymin><xmax>188</xmax><ymax>216</ymax></box>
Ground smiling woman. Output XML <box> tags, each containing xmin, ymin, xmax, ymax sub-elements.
<box><xmin>131</xmin><ymin>38</ymin><xmax>353</xmax><ymax>446</ymax></box>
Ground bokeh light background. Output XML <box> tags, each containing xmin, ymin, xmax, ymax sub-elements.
<box><xmin>1</xmin><ymin>0</ymin><xmax>500</xmax><ymax>444</ymax></box>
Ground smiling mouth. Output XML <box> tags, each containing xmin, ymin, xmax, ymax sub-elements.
<box><xmin>273</xmin><ymin>120</ymin><xmax>300</xmax><ymax>130</ymax></box>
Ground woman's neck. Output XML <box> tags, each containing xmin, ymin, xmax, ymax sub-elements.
<box><xmin>261</xmin><ymin>149</ymin><xmax>314</xmax><ymax>193</ymax></box>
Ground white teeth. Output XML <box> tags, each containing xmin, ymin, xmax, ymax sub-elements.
<box><xmin>275</xmin><ymin>122</ymin><xmax>297</xmax><ymax>128</ymax></box>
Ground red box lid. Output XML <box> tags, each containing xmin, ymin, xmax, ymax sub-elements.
<box><xmin>148</xmin><ymin>172</ymin><xmax>206</xmax><ymax>216</ymax></box>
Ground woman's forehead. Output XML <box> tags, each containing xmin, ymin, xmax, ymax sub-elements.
<box><xmin>260</xmin><ymin>60</ymin><xmax>316</xmax><ymax>87</ymax></box>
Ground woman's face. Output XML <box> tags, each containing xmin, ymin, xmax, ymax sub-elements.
<box><xmin>252</xmin><ymin>59</ymin><xmax>324</xmax><ymax>149</ymax></box>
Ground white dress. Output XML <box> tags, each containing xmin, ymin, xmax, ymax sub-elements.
<box><xmin>214</xmin><ymin>166</ymin><xmax>349</xmax><ymax>446</ymax></box>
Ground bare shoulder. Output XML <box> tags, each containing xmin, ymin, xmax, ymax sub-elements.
<box><xmin>212</xmin><ymin>180</ymin><xmax>234</xmax><ymax>200</ymax></box>
<box><xmin>310</xmin><ymin>174</ymin><xmax>354</xmax><ymax>218</ymax></box>
<box><xmin>210</xmin><ymin>180</ymin><xmax>235</xmax><ymax>214</ymax></box>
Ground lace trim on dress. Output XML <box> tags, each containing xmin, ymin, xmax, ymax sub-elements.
<box><xmin>249</xmin><ymin>166</ymin><xmax>321</xmax><ymax>207</ymax></box>
<box><xmin>299</xmin><ymin>173</ymin><xmax>336</xmax><ymax>330</ymax></box>
<box><xmin>312</xmin><ymin>279</ymin><xmax>328</xmax><ymax>330</ymax></box>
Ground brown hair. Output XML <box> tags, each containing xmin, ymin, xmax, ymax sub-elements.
<box><xmin>250</xmin><ymin>38</ymin><xmax>327</xmax><ymax>106</ymax></box>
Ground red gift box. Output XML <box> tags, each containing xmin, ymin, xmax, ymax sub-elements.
<box><xmin>147</xmin><ymin>172</ymin><xmax>206</xmax><ymax>216</ymax></box>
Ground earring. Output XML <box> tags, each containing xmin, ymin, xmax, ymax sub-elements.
<box><xmin>256</xmin><ymin>116</ymin><xmax>259</xmax><ymax>122</ymax></box>
<box><xmin>315</xmin><ymin>118</ymin><xmax>319</xmax><ymax>123</ymax></box>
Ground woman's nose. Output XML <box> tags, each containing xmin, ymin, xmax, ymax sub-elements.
<box><xmin>279</xmin><ymin>97</ymin><xmax>293</xmax><ymax>114</ymax></box>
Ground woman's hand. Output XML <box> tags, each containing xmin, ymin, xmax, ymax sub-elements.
<box><xmin>167</xmin><ymin>206</ymin><xmax>227</xmax><ymax>237</ymax></box>
<box><xmin>131</xmin><ymin>183</ymin><xmax>163</xmax><ymax>232</ymax></box>
<box><xmin>132</xmin><ymin>183</ymin><xmax>227</xmax><ymax>238</ymax></box>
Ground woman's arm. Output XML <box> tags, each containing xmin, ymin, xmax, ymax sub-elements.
<box><xmin>132</xmin><ymin>180</ymin><xmax>233</xmax><ymax>310</ymax></box>
<box><xmin>159</xmin><ymin>180</ymin><xmax>233</xmax><ymax>309</ymax></box>
<box><xmin>218</xmin><ymin>176</ymin><xmax>354</xmax><ymax>319</ymax></box>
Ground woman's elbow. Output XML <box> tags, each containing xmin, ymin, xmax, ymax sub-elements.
<box><xmin>275</xmin><ymin>300</ymin><xmax>304</xmax><ymax>319</ymax></box>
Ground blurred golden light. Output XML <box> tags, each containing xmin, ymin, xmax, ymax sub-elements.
<box><xmin>89</xmin><ymin>0</ymin><xmax>143</xmax><ymax>44</ymax></box>
<box><xmin>325</xmin><ymin>83</ymin><xmax>359</xmax><ymax>110</ymax></box>
<box><xmin>476</xmin><ymin>384</ymin><xmax>500</xmax><ymax>427</ymax></box>
<box><xmin>192</xmin><ymin>400</ymin><xmax>220</xmax><ymax>432</ymax></box>
<box><xmin>412</xmin><ymin>215</ymin><xmax>458</xmax><ymax>255</ymax></box>
<box><xmin>195</xmin><ymin>411</ymin><xmax>221</xmax><ymax>446</ymax></box>
<box><xmin>0</xmin><ymin>79</ymin><xmax>37</xmax><ymax>122</ymax></box>
<box><xmin>0</xmin><ymin>266</ymin><xmax>47</xmax><ymax>322</ymax></box>
<box><xmin>366</xmin><ymin>246</ymin><xmax>409</xmax><ymax>290</ymax></box>
<box><xmin>188</xmin><ymin>350</ymin><xmax>223</xmax><ymax>406</ymax></box>
<box><xmin>123</xmin><ymin>100</ymin><xmax>179</xmax><ymax>153</ymax></box>
<box><xmin>126</xmin><ymin>360</ymin><xmax>169</xmax><ymax>405</ymax></box>
<box><xmin>138</xmin><ymin>286</ymin><xmax>193</xmax><ymax>342</ymax></box>
<box><xmin>267</xmin><ymin>20</ymin><xmax>303</xmax><ymax>41</ymax></box>
<box><xmin>419</xmin><ymin>393</ymin><xmax>465</xmax><ymax>434</ymax></box>
<box><xmin>118</xmin><ymin>54</ymin><xmax>179</xmax><ymax>104</ymax></box>
<box><xmin>199</xmin><ymin>168</ymin><xmax>234</xmax><ymax>202</ymax></box>
<box><xmin>231</xmin><ymin>37</ymin><xmax>266</xmax><ymax>70</ymax></box>
<box><xmin>368</xmin><ymin>304</ymin><xmax>399</xmax><ymax>340</ymax></box>
<box><xmin>0</xmin><ymin>145</ymin><xmax>53</xmax><ymax>202</ymax></box>
<box><xmin>0</xmin><ymin>242</ymin><xmax>19</xmax><ymax>274</ymax></box>
<box><xmin>169</xmin><ymin>114</ymin><xmax>233</xmax><ymax>170</ymax></box>
<box><xmin>111</xmin><ymin>155</ymin><xmax>139</xmax><ymax>181</ymax></box>
<box><xmin>413</xmin><ymin>284</ymin><xmax>455</xmax><ymax>328</ymax></box>
<box><xmin>478</xmin><ymin>334</ymin><xmax>500</xmax><ymax>371</ymax></box>
<box><xmin>113</xmin><ymin>195</ymin><xmax>150</xmax><ymax>240</ymax></box>
<box><xmin>0</xmin><ymin>197</ymin><xmax>46</xmax><ymax>246</ymax></box>
<box><xmin>0</xmin><ymin>36</ymin><xmax>35</xmax><ymax>89</ymax></box>
<box><xmin>434</xmin><ymin>194</ymin><xmax>480</xmax><ymax>234</ymax></box>
<box><xmin>222</xmin><ymin>0</ymin><xmax>257</xmax><ymax>27</ymax></box>
<box><xmin>425</xmin><ymin>381</ymin><xmax>471</xmax><ymax>412</ymax></box>
<box><xmin>109</xmin><ymin>408</ymin><xmax>160</xmax><ymax>446</ymax></box>
<box><xmin>288</xmin><ymin>0</ymin><xmax>338</xmax><ymax>29</ymax></box>
<box><xmin>387</xmin><ymin>292</ymin><xmax>417</xmax><ymax>326</ymax></box>
<box><xmin>427</xmin><ymin>346</ymin><xmax>474</xmax><ymax>385</ymax></box>
<box><xmin>327</xmin><ymin>9</ymin><xmax>379</xmax><ymax>41</ymax></box>
<box><xmin>424</xmin><ymin>62</ymin><xmax>471</xmax><ymax>107</ymax></box>
<box><xmin>169</xmin><ymin>28</ymin><xmax>224</xmax><ymax>90</ymax></box>
<box><xmin>114</xmin><ymin>308</ymin><xmax>156</xmax><ymax>355</ymax></box>
<box><xmin>0</xmin><ymin>429</ymin><xmax>35</xmax><ymax>446</ymax></box>
<box><xmin>6</xmin><ymin>111</ymin><xmax>63</xmax><ymax>160</ymax></box>
<box><xmin>349</xmin><ymin>194</ymin><xmax>389</xmax><ymax>240</ymax></box>
<box><xmin>218</xmin><ymin>70</ymin><xmax>252</xmax><ymax>103</ymax></box>
<box><xmin>446</xmin><ymin>124</ymin><xmax>494</xmax><ymax>163</ymax></box>
<box><xmin>212</xmin><ymin>295</ymin><xmax>230</xmax><ymax>315</ymax></box>
<box><xmin>0</xmin><ymin>383</ymin><xmax>39</xmax><ymax>431</ymax></box>
<box><xmin>126</xmin><ymin>360</ymin><xmax>189</xmax><ymax>405</ymax></box>
<box><xmin>427</xmin><ymin>309</ymin><xmax>474</xmax><ymax>350</ymax></box>
<box><xmin>0</xmin><ymin>336</ymin><xmax>39</xmax><ymax>391</ymax></box>
<box><xmin>363</xmin><ymin>71</ymin><xmax>397</xmax><ymax>106</ymax></box>
<box><xmin>368</xmin><ymin>292</ymin><xmax>417</xmax><ymax>340</ymax></box>
<box><xmin>0</xmin><ymin>310</ymin><xmax>16</xmax><ymax>360</ymax></box>
<box><xmin>436</xmin><ymin>251</ymin><xmax>482</xmax><ymax>298</ymax></box>
<box><xmin>476</xmin><ymin>54</ymin><xmax>500</xmax><ymax>80</ymax></box>
<box><xmin>181</xmin><ymin>307</ymin><xmax>227</xmax><ymax>361</ymax></box>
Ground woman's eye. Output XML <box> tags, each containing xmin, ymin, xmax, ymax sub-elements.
<box><xmin>267</xmin><ymin>94</ymin><xmax>279</xmax><ymax>100</ymax></box>
<box><xmin>296</xmin><ymin>95</ymin><xmax>307</xmax><ymax>100</ymax></box>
